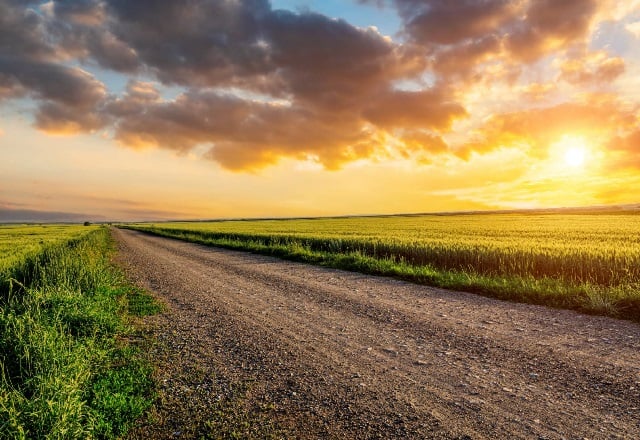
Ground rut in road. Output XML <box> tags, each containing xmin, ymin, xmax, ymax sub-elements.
<box><xmin>114</xmin><ymin>228</ymin><xmax>640</xmax><ymax>439</ymax></box>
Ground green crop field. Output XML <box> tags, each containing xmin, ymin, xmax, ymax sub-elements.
<box><xmin>0</xmin><ymin>225</ymin><xmax>160</xmax><ymax>439</ymax></box>
<box><xmin>125</xmin><ymin>213</ymin><xmax>640</xmax><ymax>321</ymax></box>
<box><xmin>0</xmin><ymin>224</ymin><xmax>98</xmax><ymax>281</ymax></box>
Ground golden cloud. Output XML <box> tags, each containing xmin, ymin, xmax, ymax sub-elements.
<box><xmin>458</xmin><ymin>95</ymin><xmax>638</xmax><ymax>159</ymax></box>
<box><xmin>559</xmin><ymin>51</ymin><xmax>625</xmax><ymax>85</ymax></box>
<box><xmin>606</xmin><ymin>129</ymin><xmax>640</xmax><ymax>171</ymax></box>
<box><xmin>519</xmin><ymin>83</ymin><xmax>557</xmax><ymax>102</ymax></box>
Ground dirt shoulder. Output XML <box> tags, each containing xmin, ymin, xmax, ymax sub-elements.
<box><xmin>114</xmin><ymin>228</ymin><xmax>640</xmax><ymax>439</ymax></box>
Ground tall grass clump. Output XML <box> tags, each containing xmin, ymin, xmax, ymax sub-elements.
<box><xmin>0</xmin><ymin>227</ymin><xmax>160</xmax><ymax>439</ymax></box>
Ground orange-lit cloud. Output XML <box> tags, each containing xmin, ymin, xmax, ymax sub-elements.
<box><xmin>458</xmin><ymin>94</ymin><xmax>638</xmax><ymax>159</ymax></box>
<box><xmin>559</xmin><ymin>51</ymin><xmax>625</xmax><ymax>85</ymax></box>
<box><xmin>606</xmin><ymin>129</ymin><xmax>640</xmax><ymax>170</ymax></box>
<box><xmin>518</xmin><ymin>83</ymin><xmax>557</xmax><ymax>102</ymax></box>
<box><xmin>363</xmin><ymin>88</ymin><xmax>466</xmax><ymax>130</ymax></box>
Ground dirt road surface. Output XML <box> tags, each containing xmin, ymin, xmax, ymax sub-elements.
<box><xmin>114</xmin><ymin>228</ymin><xmax>640</xmax><ymax>439</ymax></box>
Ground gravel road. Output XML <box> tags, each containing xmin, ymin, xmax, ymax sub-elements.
<box><xmin>114</xmin><ymin>228</ymin><xmax>640</xmax><ymax>439</ymax></box>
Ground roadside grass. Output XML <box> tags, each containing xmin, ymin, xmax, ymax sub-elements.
<box><xmin>0</xmin><ymin>227</ymin><xmax>161</xmax><ymax>439</ymax></box>
<box><xmin>122</xmin><ymin>226</ymin><xmax>640</xmax><ymax>322</ymax></box>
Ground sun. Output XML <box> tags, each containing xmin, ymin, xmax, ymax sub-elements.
<box><xmin>555</xmin><ymin>135</ymin><xmax>589</xmax><ymax>168</ymax></box>
<box><xmin>564</xmin><ymin>147</ymin><xmax>585</xmax><ymax>167</ymax></box>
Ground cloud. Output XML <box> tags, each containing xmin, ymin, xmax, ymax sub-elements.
<box><xmin>457</xmin><ymin>95</ymin><xmax>638</xmax><ymax>159</ymax></box>
<box><xmin>518</xmin><ymin>83</ymin><xmax>557</xmax><ymax>102</ymax></box>
<box><xmin>49</xmin><ymin>0</ymin><xmax>106</xmax><ymax>27</ymax></box>
<box><xmin>396</xmin><ymin>0</ymin><xmax>518</xmax><ymax>46</ymax></box>
<box><xmin>0</xmin><ymin>1</ymin><xmax>59</xmax><ymax>64</ymax></box>
<box><xmin>107</xmin><ymin>79</ymin><xmax>467</xmax><ymax>170</ymax></box>
<box><xmin>0</xmin><ymin>57</ymin><xmax>109</xmax><ymax>133</ymax></box>
<box><xmin>103</xmin><ymin>0</ymin><xmax>272</xmax><ymax>85</ymax></box>
<box><xmin>395</xmin><ymin>130</ymin><xmax>449</xmax><ymax>162</ymax></box>
<box><xmin>0</xmin><ymin>1</ymin><xmax>110</xmax><ymax>134</ymax></box>
<box><xmin>106</xmin><ymin>80</ymin><xmax>161</xmax><ymax>117</ymax></box>
<box><xmin>606</xmin><ymin>129</ymin><xmax>640</xmax><ymax>170</ymax></box>
<box><xmin>263</xmin><ymin>10</ymin><xmax>425</xmax><ymax>109</ymax></box>
<box><xmin>0</xmin><ymin>59</ymin><xmax>105</xmax><ymax>107</ymax></box>
<box><xmin>363</xmin><ymin>0</ymin><xmax>603</xmax><ymax>81</ymax></box>
<box><xmin>626</xmin><ymin>21</ymin><xmax>640</xmax><ymax>38</ymax></box>
<box><xmin>111</xmin><ymin>90</ymin><xmax>379</xmax><ymax>170</ymax></box>
<box><xmin>101</xmin><ymin>1</ymin><xmax>426</xmax><ymax>105</ymax></box>
<box><xmin>363</xmin><ymin>88</ymin><xmax>466</xmax><ymax>130</ymax></box>
<box><xmin>559</xmin><ymin>51</ymin><xmax>625</xmax><ymax>85</ymax></box>
<box><xmin>34</xmin><ymin>101</ymin><xmax>107</xmax><ymax>134</ymax></box>
<box><xmin>505</xmin><ymin>0</ymin><xmax>598</xmax><ymax>61</ymax></box>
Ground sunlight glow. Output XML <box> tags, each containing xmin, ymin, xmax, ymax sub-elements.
<box><xmin>564</xmin><ymin>147</ymin><xmax>586</xmax><ymax>167</ymax></box>
<box><xmin>556</xmin><ymin>135</ymin><xmax>589</xmax><ymax>168</ymax></box>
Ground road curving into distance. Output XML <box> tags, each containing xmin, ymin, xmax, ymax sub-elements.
<box><xmin>114</xmin><ymin>228</ymin><xmax>640</xmax><ymax>439</ymax></box>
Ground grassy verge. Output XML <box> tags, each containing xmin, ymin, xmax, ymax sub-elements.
<box><xmin>122</xmin><ymin>226</ymin><xmax>640</xmax><ymax>322</ymax></box>
<box><xmin>0</xmin><ymin>227</ymin><xmax>161</xmax><ymax>439</ymax></box>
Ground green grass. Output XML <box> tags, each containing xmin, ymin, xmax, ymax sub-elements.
<box><xmin>122</xmin><ymin>213</ymin><xmax>640</xmax><ymax>321</ymax></box>
<box><xmin>0</xmin><ymin>226</ymin><xmax>161</xmax><ymax>439</ymax></box>
<box><xmin>0</xmin><ymin>224</ymin><xmax>99</xmax><ymax>293</ymax></box>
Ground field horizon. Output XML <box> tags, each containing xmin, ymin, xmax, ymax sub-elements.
<box><xmin>5</xmin><ymin>201</ymin><xmax>639</xmax><ymax>226</ymax></box>
<box><xmin>132</xmin><ymin>201</ymin><xmax>640</xmax><ymax>224</ymax></box>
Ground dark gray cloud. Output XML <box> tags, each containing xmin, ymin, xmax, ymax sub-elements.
<box><xmin>104</xmin><ymin>0</ymin><xmax>272</xmax><ymax>84</ymax></box>
<box><xmin>100</xmin><ymin>1</ymin><xmax>425</xmax><ymax>107</ymax></box>
<box><xmin>506</xmin><ymin>0</ymin><xmax>598</xmax><ymax>61</ymax></box>
<box><xmin>0</xmin><ymin>0</ymin><xmax>110</xmax><ymax>132</ymax></box>
<box><xmin>0</xmin><ymin>1</ymin><xmax>57</xmax><ymax>63</ymax></box>
<box><xmin>0</xmin><ymin>58</ymin><xmax>106</xmax><ymax>107</ymax></box>
<box><xmin>396</xmin><ymin>0</ymin><xmax>516</xmax><ymax>46</ymax></box>
<box><xmin>263</xmin><ymin>10</ymin><xmax>421</xmax><ymax>110</ymax></box>
<box><xmin>34</xmin><ymin>100</ymin><xmax>107</xmax><ymax>133</ymax></box>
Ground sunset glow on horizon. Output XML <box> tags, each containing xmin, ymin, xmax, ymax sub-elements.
<box><xmin>1</xmin><ymin>0</ymin><xmax>639</xmax><ymax>221</ymax></box>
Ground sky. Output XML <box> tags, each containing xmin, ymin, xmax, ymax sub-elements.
<box><xmin>1</xmin><ymin>0</ymin><xmax>639</xmax><ymax>222</ymax></box>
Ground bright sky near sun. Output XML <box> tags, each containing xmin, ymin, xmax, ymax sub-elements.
<box><xmin>1</xmin><ymin>0</ymin><xmax>639</xmax><ymax>221</ymax></box>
